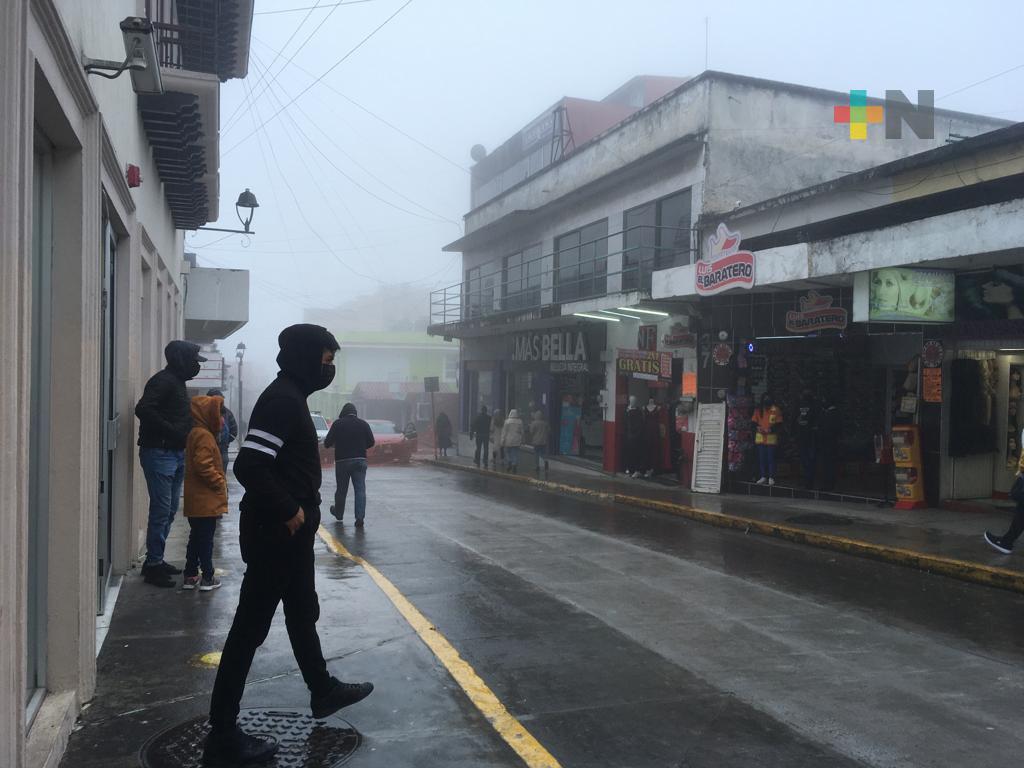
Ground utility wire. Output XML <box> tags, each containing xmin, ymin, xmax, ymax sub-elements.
<box><xmin>221</xmin><ymin>0</ymin><xmax>324</xmax><ymax>134</ymax></box>
<box><xmin>224</xmin><ymin>0</ymin><xmax>345</xmax><ymax>135</ymax></box>
<box><xmin>246</xmin><ymin>36</ymin><xmax>468</xmax><ymax>175</ymax></box>
<box><xmin>223</xmin><ymin>0</ymin><xmax>416</xmax><ymax>158</ymax></box>
<box><xmin>937</xmin><ymin>63</ymin><xmax>1024</xmax><ymax>102</ymax></box>
<box><xmin>254</xmin><ymin>1</ymin><xmax>374</xmax><ymax>15</ymax></box>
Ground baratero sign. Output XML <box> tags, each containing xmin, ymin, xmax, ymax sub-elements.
<box><xmin>695</xmin><ymin>223</ymin><xmax>755</xmax><ymax>296</ymax></box>
<box><xmin>785</xmin><ymin>291</ymin><xmax>848</xmax><ymax>333</ymax></box>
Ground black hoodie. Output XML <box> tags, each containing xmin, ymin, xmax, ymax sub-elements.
<box><xmin>135</xmin><ymin>340</ymin><xmax>203</xmax><ymax>450</ymax></box>
<box><xmin>234</xmin><ymin>325</ymin><xmax>339</xmax><ymax>549</ymax></box>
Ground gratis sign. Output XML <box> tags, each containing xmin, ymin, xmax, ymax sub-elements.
<box><xmin>695</xmin><ymin>224</ymin><xmax>755</xmax><ymax>296</ymax></box>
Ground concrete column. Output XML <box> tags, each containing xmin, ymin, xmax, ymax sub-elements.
<box><xmin>606</xmin><ymin>229</ymin><xmax>623</xmax><ymax>294</ymax></box>
<box><xmin>0</xmin><ymin>2</ymin><xmax>30</xmax><ymax>765</ymax></box>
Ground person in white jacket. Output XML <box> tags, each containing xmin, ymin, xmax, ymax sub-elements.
<box><xmin>501</xmin><ymin>409</ymin><xmax>525</xmax><ymax>473</ymax></box>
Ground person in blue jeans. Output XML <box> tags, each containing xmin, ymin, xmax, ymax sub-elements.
<box><xmin>134</xmin><ymin>341</ymin><xmax>206</xmax><ymax>587</ymax></box>
<box><xmin>323</xmin><ymin>403</ymin><xmax>375</xmax><ymax>527</ymax></box>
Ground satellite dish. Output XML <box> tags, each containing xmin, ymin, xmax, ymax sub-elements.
<box><xmin>470</xmin><ymin>144</ymin><xmax>487</xmax><ymax>162</ymax></box>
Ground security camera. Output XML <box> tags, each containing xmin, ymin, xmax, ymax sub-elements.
<box><xmin>83</xmin><ymin>17</ymin><xmax>164</xmax><ymax>95</ymax></box>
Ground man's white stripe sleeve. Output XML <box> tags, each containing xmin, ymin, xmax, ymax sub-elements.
<box><xmin>248</xmin><ymin>429</ymin><xmax>284</xmax><ymax>448</ymax></box>
<box><xmin>241</xmin><ymin>440</ymin><xmax>277</xmax><ymax>458</ymax></box>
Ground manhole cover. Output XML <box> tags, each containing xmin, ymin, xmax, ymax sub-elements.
<box><xmin>786</xmin><ymin>513</ymin><xmax>854</xmax><ymax>526</ymax></box>
<box><xmin>140</xmin><ymin>708</ymin><xmax>360</xmax><ymax>768</ymax></box>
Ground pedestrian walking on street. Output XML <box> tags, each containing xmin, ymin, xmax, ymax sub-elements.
<box><xmin>134</xmin><ymin>340</ymin><xmax>206</xmax><ymax>588</ymax></box>
<box><xmin>752</xmin><ymin>392</ymin><xmax>784</xmax><ymax>486</ymax></box>
<box><xmin>470</xmin><ymin>405</ymin><xmax>491</xmax><ymax>468</ymax></box>
<box><xmin>206</xmin><ymin>388</ymin><xmax>238</xmax><ymax>471</ymax></box>
<box><xmin>985</xmin><ymin>450</ymin><xmax>1024</xmax><ymax>555</ymax></box>
<box><xmin>795</xmin><ymin>389</ymin><xmax>819</xmax><ymax>489</ymax></box>
<box><xmin>529</xmin><ymin>410</ymin><xmax>551</xmax><ymax>475</ymax></box>
<box><xmin>324</xmin><ymin>403</ymin><xmax>375</xmax><ymax>527</ymax></box>
<box><xmin>205</xmin><ymin>324</ymin><xmax>373</xmax><ymax>767</ymax></box>
<box><xmin>182</xmin><ymin>395</ymin><xmax>227</xmax><ymax>592</ymax></box>
<box><xmin>624</xmin><ymin>396</ymin><xmax>645</xmax><ymax>478</ymax></box>
<box><xmin>501</xmin><ymin>409</ymin><xmax>525</xmax><ymax>472</ymax></box>
<box><xmin>435</xmin><ymin>411</ymin><xmax>453</xmax><ymax>457</ymax></box>
<box><xmin>491</xmin><ymin>409</ymin><xmax>505</xmax><ymax>468</ymax></box>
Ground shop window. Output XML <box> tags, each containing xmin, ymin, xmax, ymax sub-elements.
<box><xmin>443</xmin><ymin>353</ymin><xmax>458</xmax><ymax>382</ymax></box>
<box><xmin>555</xmin><ymin>219</ymin><xmax>608</xmax><ymax>303</ymax></box>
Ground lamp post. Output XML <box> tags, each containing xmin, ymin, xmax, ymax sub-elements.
<box><xmin>236</xmin><ymin>342</ymin><xmax>246</xmax><ymax>433</ymax></box>
<box><xmin>197</xmin><ymin>189</ymin><xmax>260</xmax><ymax>235</ymax></box>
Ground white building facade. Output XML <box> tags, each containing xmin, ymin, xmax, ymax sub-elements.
<box><xmin>0</xmin><ymin>2</ymin><xmax>251</xmax><ymax>766</ymax></box>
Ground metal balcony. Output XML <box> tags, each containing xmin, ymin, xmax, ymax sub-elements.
<box><xmin>428</xmin><ymin>225</ymin><xmax>694</xmax><ymax>336</ymax></box>
<box><xmin>145</xmin><ymin>0</ymin><xmax>252</xmax><ymax>81</ymax></box>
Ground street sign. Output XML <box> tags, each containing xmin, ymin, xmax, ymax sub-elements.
<box><xmin>424</xmin><ymin>376</ymin><xmax>440</xmax><ymax>393</ymax></box>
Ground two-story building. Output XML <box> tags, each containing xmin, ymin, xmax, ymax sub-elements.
<box><xmin>429</xmin><ymin>71</ymin><xmax>1007</xmax><ymax>473</ymax></box>
<box><xmin>0</xmin><ymin>2</ymin><xmax>252</xmax><ymax>765</ymax></box>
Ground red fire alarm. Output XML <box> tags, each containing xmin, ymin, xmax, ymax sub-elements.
<box><xmin>126</xmin><ymin>164</ymin><xmax>142</xmax><ymax>188</ymax></box>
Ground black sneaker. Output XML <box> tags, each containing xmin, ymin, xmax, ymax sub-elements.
<box><xmin>158</xmin><ymin>561</ymin><xmax>183</xmax><ymax>575</ymax></box>
<box><xmin>984</xmin><ymin>531</ymin><xmax>1013</xmax><ymax>555</ymax></box>
<box><xmin>142</xmin><ymin>567</ymin><xmax>175</xmax><ymax>588</ymax></box>
<box><xmin>202</xmin><ymin>727</ymin><xmax>278</xmax><ymax>767</ymax></box>
<box><xmin>310</xmin><ymin>677</ymin><xmax>374</xmax><ymax>719</ymax></box>
<box><xmin>330</xmin><ymin>504</ymin><xmax>342</xmax><ymax>521</ymax></box>
<box><xmin>354</xmin><ymin>520</ymin><xmax>364</xmax><ymax>529</ymax></box>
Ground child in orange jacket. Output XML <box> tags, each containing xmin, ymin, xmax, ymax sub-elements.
<box><xmin>183</xmin><ymin>395</ymin><xmax>228</xmax><ymax>591</ymax></box>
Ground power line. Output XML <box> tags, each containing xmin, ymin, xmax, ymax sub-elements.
<box><xmin>937</xmin><ymin>63</ymin><xmax>1024</xmax><ymax>102</ymax></box>
<box><xmin>221</xmin><ymin>0</ymin><xmax>325</xmax><ymax>134</ymax></box>
<box><xmin>224</xmin><ymin>0</ymin><xmax>346</xmax><ymax>135</ymax></box>
<box><xmin>223</xmin><ymin>0</ymin><xmax>416</xmax><ymax>158</ymax></box>
<box><xmin>246</xmin><ymin>36</ymin><xmax>469</xmax><ymax>175</ymax></box>
<box><xmin>254</xmin><ymin>0</ymin><xmax>374</xmax><ymax>14</ymax></box>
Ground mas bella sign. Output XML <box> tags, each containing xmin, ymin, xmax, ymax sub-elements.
<box><xmin>695</xmin><ymin>224</ymin><xmax>755</xmax><ymax>296</ymax></box>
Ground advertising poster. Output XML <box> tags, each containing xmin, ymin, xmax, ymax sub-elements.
<box><xmin>868</xmin><ymin>268</ymin><xmax>954</xmax><ymax>322</ymax></box>
<box><xmin>956</xmin><ymin>266</ymin><xmax>1024</xmax><ymax>321</ymax></box>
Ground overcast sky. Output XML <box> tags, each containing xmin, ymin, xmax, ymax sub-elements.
<box><xmin>194</xmin><ymin>0</ymin><xmax>1024</xmax><ymax>387</ymax></box>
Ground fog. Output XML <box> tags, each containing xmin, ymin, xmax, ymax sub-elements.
<box><xmin>196</xmin><ymin>0</ymin><xmax>1024</xmax><ymax>392</ymax></box>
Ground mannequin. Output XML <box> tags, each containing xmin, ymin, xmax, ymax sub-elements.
<box><xmin>624</xmin><ymin>396</ymin><xmax>645</xmax><ymax>478</ymax></box>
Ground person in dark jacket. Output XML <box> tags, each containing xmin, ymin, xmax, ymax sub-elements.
<box><xmin>205</xmin><ymin>325</ymin><xmax>373</xmax><ymax>767</ymax></box>
<box><xmin>206</xmin><ymin>388</ymin><xmax>238</xmax><ymax>470</ymax></box>
<box><xmin>470</xmin><ymin>405</ymin><xmax>491</xmax><ymax>468</ymax></box>
<box><xmin>324</xmin><ymin>403</ymin><xmax>375</xmax><ymax>526</ymax></box>
<box><xmin>817</xmin><ymin>396</ymin><xmax>841</xmax><ymax>492</ymax></box>
<box><xmin>795</xmin><ymin>390</ymin><xmax>820</xmax><ymax>489</ymax></box>
<box><xmin>134</xmin><ymin>340</ymin><xmax>206</xmax><ymax>588</ymax></box>
<box><xmin>435</xmin><ymin>411</ymin><xmax>453</xmax><ymax>457</ymax></box>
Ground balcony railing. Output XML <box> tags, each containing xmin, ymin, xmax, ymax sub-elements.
<box><xmin>429</xmin><ymin>225</ymin><xmax>695</xmax><ymax>329</ymax></box>
<box><xmin>146</xmin><ymin>0</ymin><xmax>238</xmax><ymax>80</ymax></box>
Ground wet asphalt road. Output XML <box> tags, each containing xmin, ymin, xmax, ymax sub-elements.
<box><xmin>329</xmin><ymin>465</ymin><xmax>1024</xmax><ymax>767</ymax></box>
<box><xmin>63</xmin><ymin>464</ymin><xmax>1024</xmax><ymax>768</ymax></box>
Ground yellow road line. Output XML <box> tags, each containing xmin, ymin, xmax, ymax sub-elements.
<box><xmin>429</xmin><ymin>459</ymin><xmax>1024</xmax><ymax>595</ymax></box>
<box><xmin>316</xmin><ymin>526</ymin><xmax>562</xmax><ymax>768</ymax></box>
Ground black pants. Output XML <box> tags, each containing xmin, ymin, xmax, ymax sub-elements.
<box><xmin>474</xmin><ymin>437</ymin><xmax>489</xmax><ymax>467</ymax></box>
<box><xmin>209</xmin><ymin>512</ymin><xmax>331</xmax><ymax>731</ymax></box>
<box><xmin>185</xmin><ymin>517</ymin><xmax>218</xmax><ymax>578</ymax></box>
<box><xmin>1001</xmin><ymin>501</ymin><xmax>1024</xmax><ymax>546</ymax></box>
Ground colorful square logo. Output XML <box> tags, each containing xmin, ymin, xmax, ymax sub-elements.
<box><xmin>834</xmin><ymin>90</ymin><xmax>884</xmax><ymax>140</ymax></box>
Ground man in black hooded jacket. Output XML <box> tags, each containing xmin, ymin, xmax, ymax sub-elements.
<box><xmin>204</xmin><ymin>324</ymin><xmax>374</xmax><ymax>767</ymax></box>
<box><xmin>135</xmin><ymin>340</ymin><xmax>206</xmax><ymax>588</ymax></box>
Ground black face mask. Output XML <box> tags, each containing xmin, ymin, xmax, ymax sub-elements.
<box><xmin>187</xmin><ymin>360</ymin><xmax>202</xmax><ymax>379</ymax></box>
<box><xmin>316</xmin><ymin>363</ymin><xmax>336</xmax><ymax>391</ymax></box>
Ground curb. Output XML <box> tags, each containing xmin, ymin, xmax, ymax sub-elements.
<box><xmin>424</xmin><ymin>459</ymin><xmax>1024</xmax><ymax>595</ymax></box>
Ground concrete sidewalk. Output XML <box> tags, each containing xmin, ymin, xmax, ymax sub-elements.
<box><xmin>427</xmin><ymin>453</ymin><xmax>1024</xmax><ymax>593</ymax></box>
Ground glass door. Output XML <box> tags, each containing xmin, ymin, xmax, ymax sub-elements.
<box><xmin>27</xmin><ymin>145</ymin><xmax>53</xmax><ymax>722</ymax></box>
<box><xmin>97</xmin><ymin>218</ymin><xmax>118</xmax><ymax>613</ymax></box>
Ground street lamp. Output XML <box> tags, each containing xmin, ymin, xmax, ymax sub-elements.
<box><xmin>236</xmin><ymin>342</ymin><xmax>246</xmax><ymax>433</ymax></box>
<box><xmin>196</xmin><ymin>189</ymin><xmax>260</xmax><ymax>235</ymax></box>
